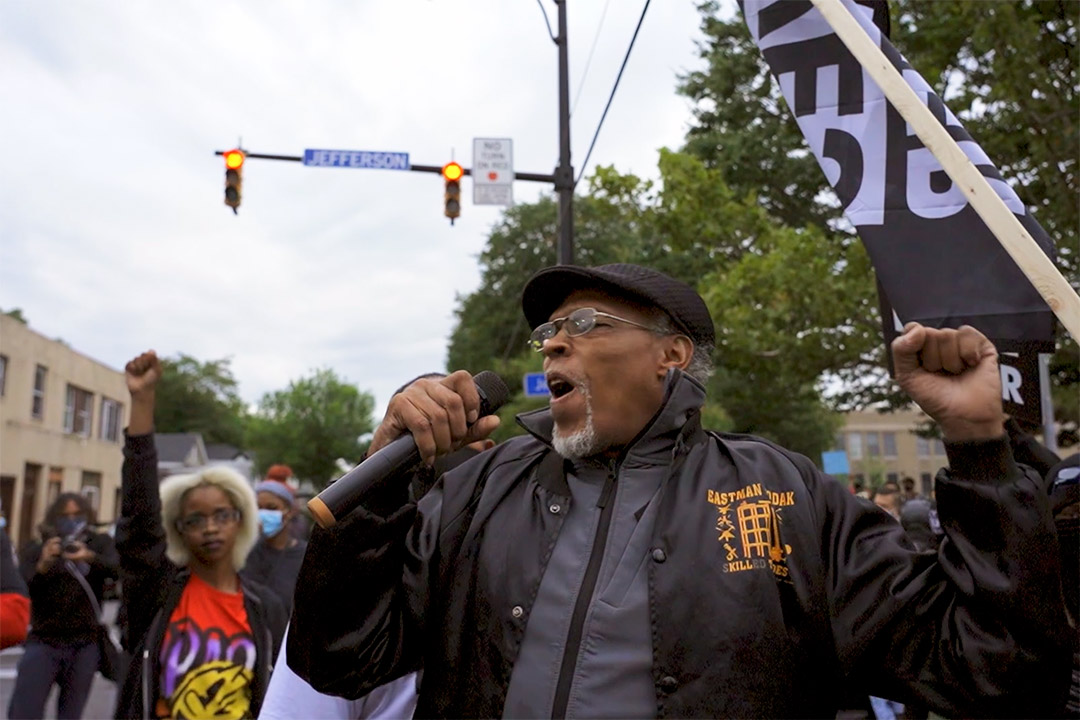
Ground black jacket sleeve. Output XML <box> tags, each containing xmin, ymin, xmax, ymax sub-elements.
<box><xmin>88</xmin><ymin>532</ymin><xmax>119</xmax><ymax>580</ymax></box>
<box><xmin>287</xmin><ymin>472</ymin><xmax>428</xmax><ymax>698</ymax></box>
<box><xmin>115</xmin><ymin>431</ymin><xmax>172</xmax><ymax>651</ymax></box>
<box><xmin>287</xmin><ymin>444</ymin><xmax>501</xmax><ymax>699</ymax></box>
<box><xmin>1005</xmin><ymin>416</ymin><xmax>1061</xmax><ymax>478</ymax></box>
<box><xmin>809</xmin><ymin>435</ymin><xmax>1070</xmax><ymax>717</ymax></box>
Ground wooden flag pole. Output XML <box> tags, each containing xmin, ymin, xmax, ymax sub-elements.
<box><xmin>811</xmin><ymin>0</ymin><xmax>1080</xmax><ymax>340</ymax></box>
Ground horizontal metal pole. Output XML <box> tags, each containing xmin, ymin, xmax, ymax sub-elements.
<box><xmin>214</xmin><ymin>151</ymin><xmax>555</xmax><ymax>184</ymax></box>
<box><xmin>215</xmin><ymin>150</ymin><xmax>303</xmax><ymax>162</ymax></box>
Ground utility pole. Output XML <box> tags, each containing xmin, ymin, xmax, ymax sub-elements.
<box><xmin>554</xmin><ymin>0</ymin><xmax>575</xmax><ymax>266</ymax></box>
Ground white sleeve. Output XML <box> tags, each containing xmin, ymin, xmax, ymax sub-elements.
<box><xmin>259</xmin><ymin>625</ymin><xmax>361</xmax><ymax>720</ymax></box>
<box><xmin>358</xmin><ymin>671</ymin><xmax>420</xmax><ymax>720</ymax></box>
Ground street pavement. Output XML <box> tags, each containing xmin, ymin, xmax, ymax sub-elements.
<box><xmin>0</xmin><ymin>600</ymin><xmax>119</xmax><ymax>720</ymax></box>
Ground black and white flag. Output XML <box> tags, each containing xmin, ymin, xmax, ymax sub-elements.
<box><xmin>742</xmin><ymin>0</ymin><xmax>1057</xmax><ymax>351</ymax></box>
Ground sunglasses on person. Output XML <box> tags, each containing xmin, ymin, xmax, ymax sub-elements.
<box><xmin>176</xmin><ymin>508</ymin><xmax>241</xmax><ymax>533</ymax></box>
<box><xmin>529</xmin><ymin>307</ymin><xmax>665</xmax><ymax>351</ymax></box>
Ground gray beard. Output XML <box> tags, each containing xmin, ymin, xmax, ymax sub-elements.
<box><xmin>551</xmin><ymin>386</ymin><xmax>603</xmax><ymax>459</ymax></box>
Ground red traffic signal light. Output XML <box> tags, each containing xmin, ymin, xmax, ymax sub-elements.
<box><xmin>224</xmin><ymin>149</ymin><xmax>245</xmax><ymax>214</ymax></box>
<box><xmin>443</xmin><ymin>163</ymin><xmax>462</xmax><ymax>223</ymax></box>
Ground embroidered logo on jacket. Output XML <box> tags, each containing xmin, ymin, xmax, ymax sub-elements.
<box><xmin>707</xmin><ymin>484</ymin><xmax>794</xmax><ymax>580</ymax></box>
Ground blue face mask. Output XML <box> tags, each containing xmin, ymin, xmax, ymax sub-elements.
<box><xmin>57</xmin><ymin>516</ymin><xmax>86</xmax><ymax>538</ymax></box>
<box><xmin>258</xmin><ymin>509</ymin><xmax>285</xmax><ymax>537</ymax></box>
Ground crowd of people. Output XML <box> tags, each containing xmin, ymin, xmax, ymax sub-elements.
<box><xmin>0</xmin><ymin>262</ymin><xmax>1076</xmax><ymax>719</ymax></box>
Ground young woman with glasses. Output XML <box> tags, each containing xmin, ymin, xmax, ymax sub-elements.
<box><xmin>113</xmin><ymin>351</ymin><xmax>286</xmax><ymax>720</ymax></box>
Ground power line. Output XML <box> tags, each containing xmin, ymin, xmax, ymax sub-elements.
<box><xmin>570</xmin><ymin>0</ymin><xmax>614</xmax><ymax>116</ymax></box>
<box><xmin>535</xmin><ymin>0</ymin><xmax>557</xmax><ymax>44</ymax></box>
<box><xmin>574</xmin><ymin>0</ymin><xmax>651</xmax><ymax>187</ymax></box>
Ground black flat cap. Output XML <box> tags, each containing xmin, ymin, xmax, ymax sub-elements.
<box><xmin>521</xmin><ymin>263</ymin><xmax>715</xmax><ymax>348</ymax></box>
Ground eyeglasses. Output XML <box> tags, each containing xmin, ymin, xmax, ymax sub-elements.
<box><xmin>176</xmin><ymin>508</ymin><xmax>240</xmax><ymax>533</ymax></box>
<box><xmin>529</xmin><ymin>307</ymin><xmax>663</xmax><ymax>351</ymax></box>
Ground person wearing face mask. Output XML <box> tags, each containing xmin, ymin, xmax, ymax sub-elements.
<box><xmin>241</xmin><ymin>467</ymin><xmax>307</xmax><ymax>616</ymax></box>
<box><xmin>8</xmin><ymin>492</ymin><xmax>118</xmax><ymax>720</ymax></box>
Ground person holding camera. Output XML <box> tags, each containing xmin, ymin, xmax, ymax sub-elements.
<box><xmin>8</xmin><ymin>492</ymin><xmax>118</xmax><ymax>720</ymax></box>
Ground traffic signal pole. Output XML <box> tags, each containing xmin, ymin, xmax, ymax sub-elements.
<box><xmin>214</xmin><ymin>151</ymin><xmax>557</xmax><ymax>184</ymax></box>
<box><xmin>554</xmin><ymin>0</ymin><xmax>574</xmax><ymax>266</ymax></box>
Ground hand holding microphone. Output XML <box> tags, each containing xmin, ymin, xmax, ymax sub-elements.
<box><xmin>309</xmin><ymin>370</ymin><xmax>508</xmax><ymax>528</ymax></box>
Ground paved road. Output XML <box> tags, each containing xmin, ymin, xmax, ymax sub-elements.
<box><xmin>0</xmin><ymin>601</ymin><xmax>119</xmax><ymax>720</ymax></box>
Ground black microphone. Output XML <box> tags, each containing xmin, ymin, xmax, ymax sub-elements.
<box><xmin>308</xmin><ymin>371</ymin><xmax>509</xmax><ymax>528</ymax></box>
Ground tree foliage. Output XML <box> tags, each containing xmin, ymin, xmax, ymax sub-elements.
<box><xmin>246</xmin><ymin>368</ymin><xmax>375</xmax><ymax>489</ymax></box>
<box><xmin>155</xmin><ymin>354</ymin><xmax>248</xmax><ymax>447</ymax></box>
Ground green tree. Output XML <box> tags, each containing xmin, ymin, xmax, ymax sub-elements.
<box><xmin>155</xmin><ymin>354</ymin><xmax>248</xmax><ymax>447</ymax></box>
<box><xmin>2</xmin><ymin>308</ymin><xmax>28</xmax><ymax>324</ymax></box>
<box><xmin>247</xmin><ymin>368</ymin><xmax>375</xmax><ymax>489</ymax></box>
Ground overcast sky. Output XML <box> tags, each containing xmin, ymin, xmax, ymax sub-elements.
<box><xmin>0</xmin><ymin>0</ymin><xmax>723</xmax><ymax>419</ymax></box>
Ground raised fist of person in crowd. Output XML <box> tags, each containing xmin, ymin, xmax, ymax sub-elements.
<box><xmin>125</xmin><ymin>350</ymin><xmax>162</xmax><ymax>397</ymax></box>
<box><xmin>125</xmin><ymin>349</ymin><xmax>162</xmax><ymax>435</ymax></box>
<box><xmin>891</xmin><ymin>323</ymin><xmax>1004</xmax><ymax>442</ymax></box>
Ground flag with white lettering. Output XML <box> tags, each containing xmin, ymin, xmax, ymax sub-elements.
<box><xmin>742</xmin><ymin>0</ymin><xmax>1057</xmax><ymax>351</ymax></box>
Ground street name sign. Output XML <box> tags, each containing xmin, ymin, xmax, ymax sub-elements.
<box><xmin>303</xmin><ymin>149</ymin><xmax>410</xmax><ymax>170</ymax></box>
<box><xmin>473</xmin><ymin>138</ymin><xmax>513</xmax><ymax>206</ymax></box>
<box><xmin>523</xmin><ymin>372</ymin><xmax>550</xmax><ymax>397</ymax></box>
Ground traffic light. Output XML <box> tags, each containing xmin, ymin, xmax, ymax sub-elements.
<box><xmin>442</xmin><ymin>162</ymin><xmax>463</xmax><ymax>223</ymax></box>
<box><xmin>224</xmin><ymin>149</ymin><xmax>245</xmax><ymax>214</ymax></box>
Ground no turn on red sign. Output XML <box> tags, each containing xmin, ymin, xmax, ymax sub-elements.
<box><xmin>473</xmin><ymin>138</ymin><xmax>513</xmax><ymax>206</ymax></box>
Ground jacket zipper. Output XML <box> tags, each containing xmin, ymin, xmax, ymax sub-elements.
<box><xmin>550</xmin><ymin>465</ymin><xmax>618</xmax><ymax>719</ymax></box>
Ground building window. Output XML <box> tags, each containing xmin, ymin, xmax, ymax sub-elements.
<box><xmin>32</xmin><ymin>365</ymin><xmax>47</xmax><ymax>420</ymax></box>
<box><xmin>867</xmin><ymin>432</ymin><xmax>881</xmax><ymax>457</ymax></box>
<box><xmin>932</xmin><ymin>439</ymin><xmax>946</xmax><ymax>456</ymax></box>
<box><xmin>916</xmin><ymin>435</ymin><xmax>930</xmax><ymax>457</ymax></box>
<box><xmin>80</xmin><ymin>471</ymin><xmax>102</xmax><ymax>513</ymax></box>
<box><xmin>64</xmin><ymin>385</ymin><xmax>94</xmax><ymax>436</ymax></box>
<box><xmin>99</xmin><ymin>398</ymin><xmax>123</xmax><ymax>442</ymax></box>
<box><xmin>886</xmin><ymin>472</ymin><xmax>899</xmax><ymax>484</ymax></box>
<box><xmin>883</xmin><ymin>432</ymin><xmax>897</xmax><ymax>457</ymax></box>
<box><xmin>848</xmin><ymin>432</ymin><xmax>863</xmax><ymax>460</ymax></box>
<box><xmin>0</xmin><ymin>354</ymin><xmax>7</xmax><ymax>396</ymax></box>
<box><xmin>920</xmin><ymin>472</ymin><xmax>933</xmax><ymax>496</ymax></box>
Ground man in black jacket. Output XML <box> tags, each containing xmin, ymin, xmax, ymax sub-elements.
<box><xmin>289</xmin><ymin>263</ymin><xmax>1070</xmax><ymax>718</ymax></box>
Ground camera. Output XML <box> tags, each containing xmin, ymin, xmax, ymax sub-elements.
<box><xmin>39</xmin><ymin>522</ymin><xmax>88</xmax><ymax>555</ymax></box>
